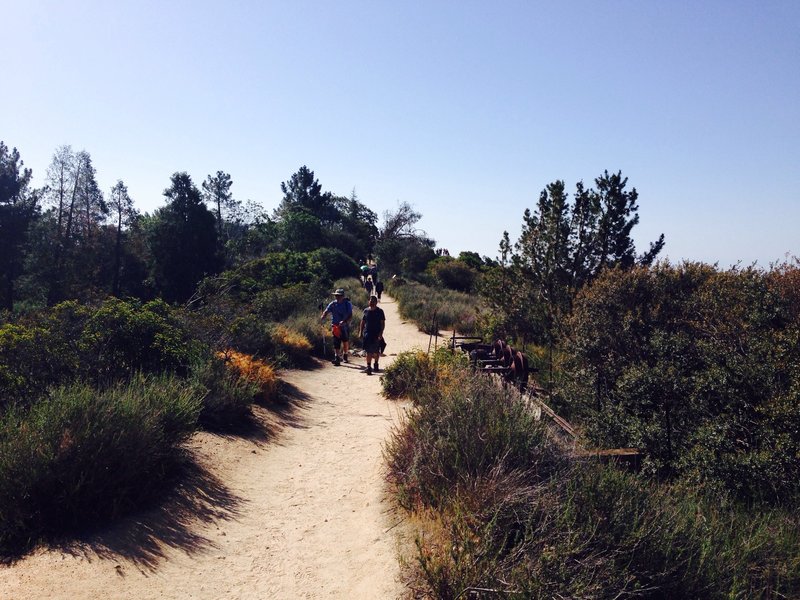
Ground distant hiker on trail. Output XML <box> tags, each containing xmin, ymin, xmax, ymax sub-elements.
<box><xmin>375</xmin><ymin>280</ymin><xmax>384</xmax><ymax>300</ymax></box>
<box><xmin>360</xmin><ymin>264</ymin><xmax>370</xmax><ymax>283</ymax></box>
<box><xmin>364</xmin><ymin>277</ymin><xmax>373</xmax><ymax>295</ymax></box>
<box><xmin>321</xmin><ymin>288</ymin><xmax>352</xmax><ymax>366</ymax></box>
<box><xmin>359</xmin><ymin>295</ymin><xmax>385</xmax><ymax>375</ymax></box>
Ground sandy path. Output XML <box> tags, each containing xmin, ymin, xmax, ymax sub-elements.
<box><xmin>0</xmin><ymin>294</ymin><xmax>433</xmax><ymax>600</ymax></box>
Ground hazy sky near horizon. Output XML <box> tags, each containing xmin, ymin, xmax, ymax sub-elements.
<box><xmin>3</xmin><ymin>1</ymin><xmax>798</xmax><ymax>267</ymax></box>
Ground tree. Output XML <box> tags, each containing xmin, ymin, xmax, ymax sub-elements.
<box><xmin>201</xmin><ymin>171</ymin><xmax>234</xmax><ymax>239</ymax></box>
<box><xmin>280</xmin><ymin>210</ymin><xmax>324</xmax><ymax>252</ymax></box>
<box><xmin>148</xmin><ymin>172</ymin><xmax>221</xmax><ymax>302</ymax></box>
<box><xmin>0</xmin><ymin>142</ymin><xmax>41</xmax><ymax>311</ymax></box>
<box><xmin>592</xmin><ymin>170</ymin><xmax>664</xmax><ymax>271</ymax></box>
<box><xmin>42</xmin><ymin>146</ymin><xmax>107</xmax><ymax>303</ymax></box>
<box><xmin>516</xmin><ymin>172</ymin><xmax>664</xmax><ymax>325</ymax></box>
<box><xmin>275</xmin><ymin>165</ymin><xmax>337</xmax><ymax>224</ymax></box>
<box><xmin>483</xmin><ymin>171</ymin><xmax>664</xmax><ymax>348</ymax></box>
<box><xmin>272</xmin><ymin>168</ymin><xmax>379</xmax><ymax>261</ymax></box>
<box><xmin>75</xmin><ymin>151</ymin><xmax>107</xmax><ymax>240</ymax></box>
<box><xmin>375</xmin><ymin>201</ymin><xmax>436</xmax><ymax>276</ymax></box>
<box><xmin>330</xmin><ymin>190</ymin><xmax>379</xmax><ymax>259</ymax></box>
<box><xmin>107</xmin><ymin>180</ymin><xmax>137</xmax><ymax>296</ymax></box>
<box><xmin>457</xmin><ymin>251</ymin><xmax>489</xmax><ymax>271</ymax></box>
<box><xmin>518</xmin><ymin>180</ymin><xmax>572</xmax><ymax>314</ymax></box>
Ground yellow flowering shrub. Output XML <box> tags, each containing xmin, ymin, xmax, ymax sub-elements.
<box><xmin>217</xmin><ymin>350</ymin><xmax>278</xmax><ymax>402</ymax></box>
<box><xmin>270</xmin><ymin>324</ymin><xmax>313</xmax><ymax>365</ymax></box>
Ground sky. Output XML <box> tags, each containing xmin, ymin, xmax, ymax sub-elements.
<box><xmin>3</xmin><ymin>0</ymin><xmax>798</xmax><ymax>267</ymax></box>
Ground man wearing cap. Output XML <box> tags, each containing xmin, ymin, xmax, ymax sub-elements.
<box><xmin>320</xmin><ymin>288</ymin><xmax>353</xmax><ymax>366</ymax></box>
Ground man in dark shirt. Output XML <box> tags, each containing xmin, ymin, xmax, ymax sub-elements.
<box><xmin>358</xmin><ymin>295</ymin><xmax>385</xmax><ymax>375</ymax></box>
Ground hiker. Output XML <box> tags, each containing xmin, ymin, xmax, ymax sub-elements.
<box><xmin>364</xmin><ymin>277</ymin><xmax>373</xmax><ymax>295</ymax></box>
<box><xmin>359</xmin><ymin>263</ymin><xmax>370</xmax><ymax>283</ymax></box>
<box><xmin>320</xmin><ymin>288</ymin><xmax>353</xmax><ymax>365</ymax></box>
<box><xmin>358</xmin><ymin>295</ymin><xmax>385</xmax><ymax>375</ymax></box>
<box><xmin>374</xmin><ymin>279</ymin><xmax>384</xmax><ymax>300</ymax></box>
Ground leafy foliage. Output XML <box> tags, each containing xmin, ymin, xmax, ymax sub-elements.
<box><xmin>562</xmin><ymin>263</ymin><xmax>800</xmax><ymax>502</ymax></box>
<box><xmin>484</xmin><ymin>171</ymin><xmax>665</xmax><ymax>345</ymax></box>
<box><xmin>273</xmin><ymin>167</ymin><xmax>377</xmax><ymax>259</ymax></box>
<box><xmin>426</xmin><ymin>256</ymin><xmax>479</xmax><ymax>293</ymax></box>
<box><xmin>148</xmin><ymin>172</ymin><xmax>221</xmax><ymax>302</ymax></box>
<box><xmin>0</xmin><ymin>143</ymin><xmax>41</xmax><ymax>311</ymax></box>
<box><xmin>0</xmin><ymin>298</ymin><xmax>196</xmax><ymax>407</ymax></box>
<box><xmin>375</xmin><ymin>201</ymin><xmax>436</xmax><ymax>276</ymax></box>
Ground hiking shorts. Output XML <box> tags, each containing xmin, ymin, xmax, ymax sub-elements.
<box><xmin>362</xmin><ymin>335</ymin><xmax>381</xmax><ymax>354</ymax></box>
<box><xmin>332</xmin><ymin>323</ymin><xmax>349</xmax><ymax>348</ymax></box>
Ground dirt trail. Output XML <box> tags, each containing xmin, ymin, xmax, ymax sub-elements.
<box><xmin>0</xmin><ymin>294</ymin><xmax>433</xmax><ymax>600</ymax></box>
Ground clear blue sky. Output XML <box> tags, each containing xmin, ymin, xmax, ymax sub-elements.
<box><xmin>3</xmin><ymin>1</ymin><xmax>798</xmax><ymax>267</ymax></box>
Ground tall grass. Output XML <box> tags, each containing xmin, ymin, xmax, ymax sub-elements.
<box><xmin>0</xmin><ymin>374</ymin><xmax>201</xmax><ymax>555</ymax></box>
<box><xmin>190</xmin><ymin>353</ymin><xmax>260</xmax><ymax>428</ymax></box>
<box><xmin>386</xmin><ymin>279</ymin><xmax>479</xmax><ymax>335</ymax></box>
<box><xmin>383</xmin><ymin>352</ymin><xmax>800</xmax><ymax>599</ymax></box>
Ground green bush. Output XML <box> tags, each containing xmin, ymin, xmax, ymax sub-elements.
<box><xmin>0</xmin><ymin>299</ymin><xmax>197</xmax><ymax>407</ymax></box>
<box><xmin>0</xmin><ymin>374</ymin><xmax>201</xmax><ymax>554</ymax></box>
<box><xmin>0</xmin><ymin>323</ymin><xmax>77</xmax><ymax>405</ymax></box>
<box><xmin>307</xmin><ymin>248</ymin><xmax>359</xmax><ymax>281</ymax></box>
<box><xmin>381</xmin><ymin>348</ymin><xmax>467</xmax><ymax>404</ymax></box>
<box><xmin>79</xmin><ymin>298</ymin><xmax>196</xmax><ymax>383</ymax></box>
<box><xmin>427</xmin><ymin>256</ymin><xmax>479</xmax><ymax>293</ymax></box>
<box><xmin>562</xmin><ymin>263</ymin><xmax>800</xmax><ymax>502</ymax></box>
<box><xmin>229</xmin><ymin>313</ymin><xmax>277</xmax><ymax>357</ymax></box>
<box><xmin>198</xmin><ymin>249</ymin><xmax>357</xmax><ymax>302</ymax></box>
<box><xmin>381</xmin><ymin>351</ymin><xmax>439</xmax><ymax>402</ymax></box>
<box><xmin>189</xmin><ymin>354</ymin><xmax>259</xmax><ymax>429</ymax></box>
<box><xmin>251</xmin><ymin>283</ymin><xmax>318</xmax><ymax>322</ymax></box>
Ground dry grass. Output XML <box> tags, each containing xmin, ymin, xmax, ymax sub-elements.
<box><xmin>217</xmin><ymin>350</ymin><xmax>278</xmax><ymax>402</ymax></box>
<box><xmin>270</xmin><ymin>324</ymin><xmax>314</xmax><ymax>366</ymax></box>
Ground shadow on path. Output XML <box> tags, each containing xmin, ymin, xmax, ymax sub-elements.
<box><xmin>45</xmin><ymin>458</ymin><xmax>243</xmax><ymax>572</ymax></box>
<box><xmin>1</xmin><ymin>374</ymin><xmax>317</xmax><ymax>570</ymax></box>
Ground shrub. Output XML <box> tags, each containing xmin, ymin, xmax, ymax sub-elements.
<box><xmin>0</xmin><ymin>298</ymin><xmax>196</xmax><ymax>406</ymax></box>
<box><xmin>79</xmin><ymin>297</ymin><xmax>196</xmax><ymax>383</ymax></box>
<box><xmin>381</xmin><ymin>348</ymin><xmax>467</xmax><ymax>405</ymax></box>
<box><xmin>190</xmin><ymin>354</ymin><xmax>259</xmax><ymax>428</ymax></box>
<box><xmin>385</xmin><ymin>370</ymin><xmax>558</xmax><ymax>511</ymax></box>
<box><xmin>307</xmin><ymin>247</ymin><xmax>359</xmax><ymax>281</ymax></box>
<box><xmin>388</xmin><ymin>356</ymin><xmax>800</xmax><ymax>599</ymax></box>
<box><xmin>251</xmin><ymin>283</ymin><xmax>318</xmax><ymax>322</ymax></box>
<box><xmin>270</xmin><ymin>324</ymin><xmax>313</xmax><ymax>366</ymax></box>
<box><xmin>0</xmin><ymin>323</ymin><xmax>76</xmax><ymax>406</ymax></box>
<box><xmin>228</xmin><ymin>313</ymin><xmax>277</xmax><ymax>357</ymax></box>
<box><xmin>198</xmin><ymin>249</ymin><xmax>356</xmax><ymax>302</ymax></box>
<box><xmin>427</xmin><ymin>257</ymin><xmax>479</xmax><ymax>293</ymax></box>
<box><xmin>217</xmin><ymin>350</ymin><xmax>278</xmax><ymax>403</ymax></box>
<box><xmin>562</xmin><ymin>263</ymin><xmax>800</xmax><ymax>501</ymax></box>
<box><xmin>0</xmin><ymin>374</ymin><xmax>201</xmax><ymax>555</ymax></box>
<box><xmin>381</xmin><ymin>351</ymin><xmax>439</xmax><ymax>401</ymax></box>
